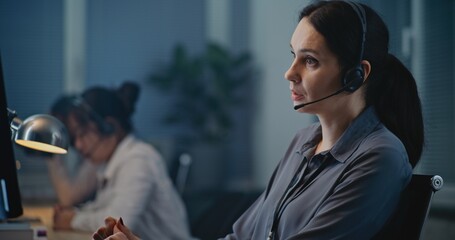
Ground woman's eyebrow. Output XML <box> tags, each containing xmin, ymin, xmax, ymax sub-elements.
<box><xmin>290</xmin><ymin>44</ymin><xmax>318</xmax><ymax>55</ymax></box>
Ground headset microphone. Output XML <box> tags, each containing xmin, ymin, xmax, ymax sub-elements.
<box><xmin>293</xmin><ymin>86</ymin><xmax>347</xmax><ymax>110</ymax></box>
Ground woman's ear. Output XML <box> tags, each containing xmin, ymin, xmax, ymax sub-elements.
<box><xmin>361</xmin><ymin>60</ymin><xmax>372</xmax><ymax>82</ymax></box>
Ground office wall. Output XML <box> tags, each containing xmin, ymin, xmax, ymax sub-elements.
<box><xmin>0</xmin><ymin>0</ymin><xmax>206</xmax><ymax>138</ymax></box>
<box><xmin>0</xmin><ymin>0</ymin><xmax>64</xmax><ymax>118</ymax></box>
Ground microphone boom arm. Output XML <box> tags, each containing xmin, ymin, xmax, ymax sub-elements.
<box><xmin>293</xmin><ymin>88</ymin><xmax>346</xmax><ymax>110</ymax></box>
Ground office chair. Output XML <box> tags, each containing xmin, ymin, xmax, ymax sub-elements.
<box><xmin>374</xmin><ymin>174</ymin><xmax>443</xmax><ymax>240</ymax></box>
<box><xmin>175</xmin><ymin>153</ymin><xmax>192</xmax><ymax>195</ymax></box>
<box><xmin>190</xmin><ymin>190</ymin><xmax>262</xmax><ymax>240</ymax></box>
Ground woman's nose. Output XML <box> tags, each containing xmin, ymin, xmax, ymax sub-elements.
<box><xmin>284</xmin><ymin>61</ymin><xmax>300</xmax><ymax>83</ymax></box>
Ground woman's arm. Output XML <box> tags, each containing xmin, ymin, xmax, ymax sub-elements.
<box><xmin>46</xmin><ymin>155</ymin><xmax>98</xmax><ymax>207</ymax></box>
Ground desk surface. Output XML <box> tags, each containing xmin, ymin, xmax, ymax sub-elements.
<box><xmin>23</xmin><ymin>206</ymin><xmax>92</xmax><ymax>240</ymax></box>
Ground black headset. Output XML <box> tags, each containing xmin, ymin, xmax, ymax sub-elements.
<box><xmin>341</xmin><ymin>0</ymin><xmax>367</xmax><ymax>93</ymax></box>
<box><xmin>72</xmin><ymin>96</ymin><xmax>115</xmax><ymax>135</ymax></box>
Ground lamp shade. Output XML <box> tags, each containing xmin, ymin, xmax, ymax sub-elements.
<box><xmin>14</xmin><ymin>114</ymin><xmax>69</xmax><ymax>154</ymax></box>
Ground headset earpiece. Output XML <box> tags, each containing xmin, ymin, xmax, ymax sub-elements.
<box><xmin>72</xmin><ymin>96</ymin><xmax>115</xmax><ymax>135</ymax></box>
<box><xmin>343</xmin><ymin>65</ymin><xmax>364</xmax><ymax>93</ymax></box>
<box><xmin>97</xmin><ymin>119</ymin><xmax>115</xmax><ymax>135</ymax></box>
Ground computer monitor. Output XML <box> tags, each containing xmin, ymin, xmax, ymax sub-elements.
<box><xmin>0</xmin><ymin>54</ymin><xmax>23</xmax><ymax>220</ymax></box>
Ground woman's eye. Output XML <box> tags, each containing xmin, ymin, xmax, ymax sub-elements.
<box><xmin>304</xmin><ymin>57</ymin><xmax>318</xmax><ymax>66</ymax></box>
<box><xmin>290</xmin><ymin>51</ymin><xmax>296</xmax><ymax>58</ymax></box>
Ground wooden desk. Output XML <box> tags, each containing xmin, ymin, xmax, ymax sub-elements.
<box><xmin>23</xmin><ymin>206</ymin><xmax>92</xmax><ymax>240</ymax></box>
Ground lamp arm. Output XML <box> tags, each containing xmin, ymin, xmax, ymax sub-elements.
<box><xmin>6</xmin><ymin>108</ymin><xmax>22</xmax><ymax>139</ymax></box>
<box><xmin>6</xmin><ymin>108</ymin><xmax>17</xmax><ymax>124</ymax></box>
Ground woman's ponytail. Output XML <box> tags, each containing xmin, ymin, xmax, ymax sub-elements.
<box><xmin>366</xmin><ymin>54</ymin><xmax>424</xmax><ymax>168</ymax></box>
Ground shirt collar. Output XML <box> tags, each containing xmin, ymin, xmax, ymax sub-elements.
<box><xmin>331</xmin><ymin>106</ymin><xmax>380</xmax><ymax>162</ymax></box>
<box><xmin>297</xmin><ymin>106</ymin><xmax>380</xmax><ymax>163</ymax></box>
<box><xmin>102</xmin><ymin>134</ymin><xmax>136</xmax><ymax>180</ymax></box>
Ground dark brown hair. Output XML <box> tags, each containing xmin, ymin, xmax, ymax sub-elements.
<box><xmin>81</xmin><ymin>81</ymin><xmax>141</xmax><ymax>133</ymax></box>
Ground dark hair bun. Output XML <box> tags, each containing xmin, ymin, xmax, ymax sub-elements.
<box><xmin>116</xmin><ymin>81</ymin><xmax>141</xmax><ymax>117</ymax></box>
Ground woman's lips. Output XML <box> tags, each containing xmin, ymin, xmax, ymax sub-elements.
<box><xmin>291</xmin><ymin>90</ymin><xmax>305</xmax><ymax>101</ymax></box>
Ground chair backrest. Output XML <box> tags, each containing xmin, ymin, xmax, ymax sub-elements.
<box><xmin>189</xmin><ymin>190</ymin><xmax>262</xmax><ymax>240</ymax></box>
<box><xmin>175</xmin><ymin>153</ymin><xmax>192</xmax><ymax>195</ymax></box>
<box><xmin>374</xmin><ymin>174</ymin><xmax>443</xmax><ymax>240</ymax></box>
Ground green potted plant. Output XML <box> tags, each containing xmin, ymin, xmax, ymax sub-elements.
<box><xmin>148</xmin><ymin>43</ymin><xmax>252</xmax><ymax>145</ymax></box>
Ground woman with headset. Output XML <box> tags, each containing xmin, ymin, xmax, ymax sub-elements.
<box><xmin>92</xmin><ymin>1</ymin><xmax>424</xmax><ymax>239</ymax></box>
<box><xmin>49</xmin><ymin>82</ymin><xmax>192</xmax><ymax>240</ymax></box>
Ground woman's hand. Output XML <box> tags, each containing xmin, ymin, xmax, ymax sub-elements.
<box><xmin>92</xmin><ymin>217</ymin><xmax>140</xmax><ymax>240</ymax></box>
<box><xmin>53</xmin><ymin>205</ymin><xmax>75</xmax><ymax>230</ymax></box>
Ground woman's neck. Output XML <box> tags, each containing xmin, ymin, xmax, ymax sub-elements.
<box><xmin>316</xmin><ymin>120</ymin><xmax>347</xmax><ymax>154</ymax></box>
<box><xmin>103</xmin><ymin>131</ymin><xmax>128</xmax><ymax>162</ymax></box>
<box><xmin>316</xmin><ymin>105</ymin><xmax>364</xmax><ymax>154</ymax></box>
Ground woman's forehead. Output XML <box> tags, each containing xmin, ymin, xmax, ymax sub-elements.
<box><xmin>290</xmin><ymin>18</ymin><xmax>328</xmax><ymax>55</ymax></box>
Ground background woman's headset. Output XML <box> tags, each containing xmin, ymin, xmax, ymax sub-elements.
<box><xmin>71</xmin><ymin>96</ymin><xmax>115</xmax><ymax>135</ymax></box>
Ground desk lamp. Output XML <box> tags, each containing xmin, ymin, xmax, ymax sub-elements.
<box><xmin>7</xmin><ymin>108</ymin><xmax>69</xmax><ymax>154</ymax></box>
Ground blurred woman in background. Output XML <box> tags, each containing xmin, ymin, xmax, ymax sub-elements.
<box><xmin>48</xmin><ymin>82</ymin><xmax>191</xmax><ymax>240</ymax></box>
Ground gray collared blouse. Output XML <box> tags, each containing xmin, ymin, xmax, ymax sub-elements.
<box><xmin>223</xmin><ymin>107</ymin><xmax>412</xmax><ymax>240</ymax></box>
